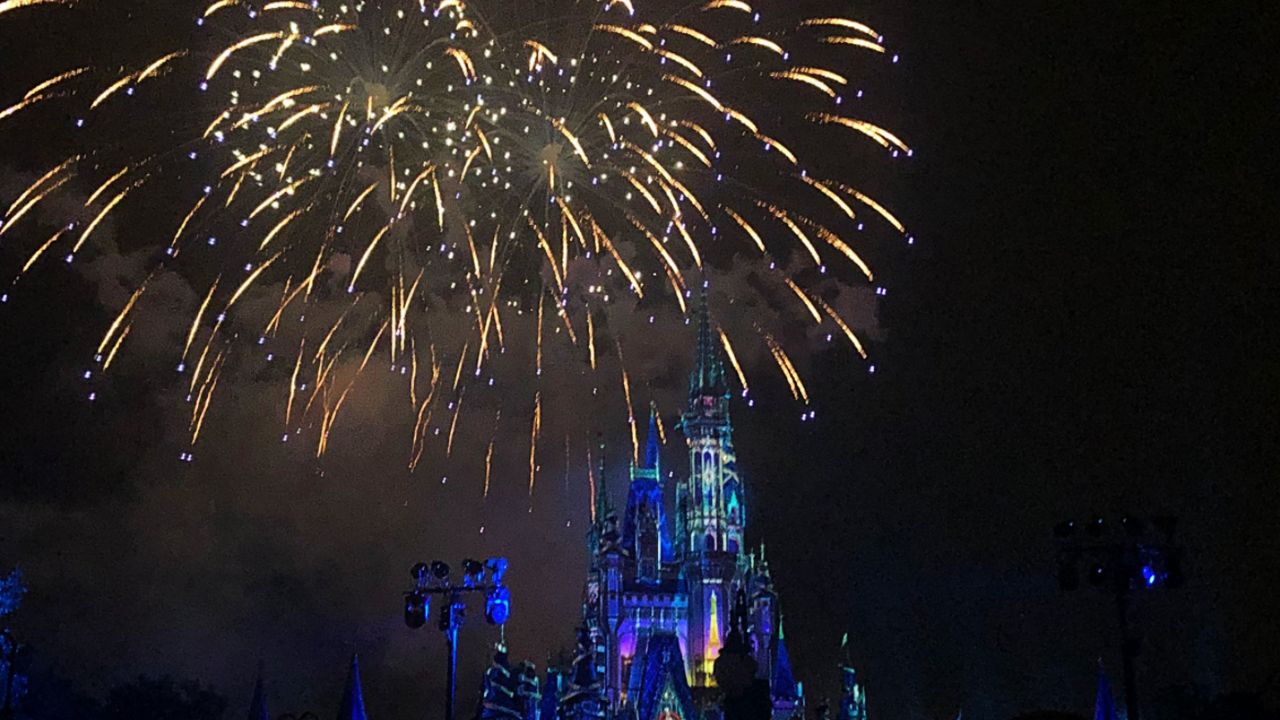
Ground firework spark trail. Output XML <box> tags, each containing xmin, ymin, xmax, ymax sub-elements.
<box><xmin>12</xmin><ymin>227</ymin><xmax>64</xmax><ymax>278</ymax></box>
<box><xmin>586</xmin><ymin>306</ymin><xmax>597</xmax><ymax>370</ymax></box>
<box><xmin>652</xmin><ymin>402</ymin><xmax>667</xmax><ymax>445</ymax></box>
<box><xmin>586</xmin><ymin>438</ymin><xmax>597</xmax><ymax>522</ymax></box>
<box><xmin>446</xmin><ymin>391</ymin><xmax>465</xmax><ymax>458</ymax></box>
<box><xmin>483</xmin><ymin>408</ymin><xmax>500</xmax><ymax>498</ymax></box>
<box><xmin>0</xmin><ymin>0</ymin><xmax>910</xmax><ymax>475</ymax></box>
<box><xmin>764</xmin><ymin>333</ymin><xmax>810</xmax><ymax>404</ymax></box>
<box><xmin>484</xmin><ymin>435</ymin><xmax>495</xmax><ymax>498</ymax></box>
<box><xmin>718</xmin><ymin>327</ymin><xmax>749</xmax><ymax>394</ymax></box>
<box><xmin>783</xmin><ymin>276</ymin><xmax>822</xmax><ymax>324</ymax></box>
<box><xmin>818</xmin><ymin>297</ymin><xmax>868</xmax><ymax>359</ymax></box>
<box><xmin>0</xmin><ymin>0</ymin><xmax>73</xmax><ymax>16</ymax></box>
<box><xmin>617</xmin><ymin>339</ymin><xmax>639</xmax><ymax>465</ymax></box>
<box><xmin>528</xmin><ymin>391</ymin><xmax>541</xmax><ymax>496</ymax></box>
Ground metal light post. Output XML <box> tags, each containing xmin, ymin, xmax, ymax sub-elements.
<box><xmin>1054</xmin><ymin>515</ymin><xmax>1184</xmax><ymax>720</ymax></box>
<box><xmin>403</xmin><ymin>557</ymin><xmax>511</xmax><ymax>720</ymax></box>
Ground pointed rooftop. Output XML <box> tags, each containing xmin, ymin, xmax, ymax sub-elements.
<box><xmin>594</xmin><ymin>432</ymin><xmax>611</xmax><ymax>521</ymax></box>
<box><xmin>689</xmin><ymin>284</ymin><xmax>728</xmax><ymax>402</ymax></box>
<box><xmin>771</xmin><ymin>619</ymin><xmax>800</xmax><ymax>701</ymax></box>
<box><xmin>247</xmin><ymin>667</ymin><xmax>269</xmax><ymax>720</ymax></box>
<box><xmin>337</xmin><ymin>654</ymin><xmax>369</xmax><ymax>720</ymax></box>
<box><xmin>642</xmin><ymin>405</ymin><xmax>660</xmax><ymax>471</ymax></box>
<box><xmin>1094</xmin><ymin>661</ymin><xmax>1117</xmax><ymax>720</ymax></box>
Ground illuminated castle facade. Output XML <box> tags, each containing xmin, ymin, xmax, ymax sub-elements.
<box><xmin>570</xmin><ymin>302</ymin><xmax>803</xmax><ymax>720</ymax></box>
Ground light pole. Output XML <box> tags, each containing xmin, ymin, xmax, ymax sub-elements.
<box><xmin>1054</xmin><ymin>515</ymin><xmax>1184</xmax><ymax>720</ymax></box>
<box><xmin>403</xmin><ymin>557</ymin><xmax>511</xmax><ymax>720</ymax></box>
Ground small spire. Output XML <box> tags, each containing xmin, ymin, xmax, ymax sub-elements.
<box><xmin>1094</xmin><ymin>660</ymin><xmax>1117</xmax><ymax>720</ymax></box>
<box><xmin>771</xmin><ymin>616</ymin><xmax>799</xmax><ymax>700</ymax></box>
<box><xmin>595</xmin><ymin>432</ymin><xmax>610</xmax><ymax>521</ymax></box>
<box><xmin>642</xmin><ymin>404</ymin><xmax>661</xmax><ymax>470</ymax></box>
<box><xmin>247</xmin><ymin>664</ymin><xmax>269</xmax><ymax>720</ymax></box>
<box><xmin>337</xmin><ymin>654</ymin><xmax>369</xmax><ymax>720</ymax></box>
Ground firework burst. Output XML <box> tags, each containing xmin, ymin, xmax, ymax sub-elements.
<box><xmin>1</xmin><ymin>0</ymin><xmax>911</xmax><ymax>481</ymax></box>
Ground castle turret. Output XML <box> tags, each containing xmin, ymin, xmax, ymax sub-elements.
<box><xmin>623</xmin><ymin>407</ymin><xmax>667</xmax><ymax>584</ymax></box>
<box><xmin>680</xmin><ymin>290</ymin><xmax>746</xmax><ymax>687</ymax></box>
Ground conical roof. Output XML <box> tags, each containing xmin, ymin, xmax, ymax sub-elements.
<box><xmin>771</xmin><ymin>620</ymin><xmax>800</xmax><ymax>700</ymax></box>
<box><xmin>247</xmin><ymin>667</ymin><xmax>269</xmax><ymax>720</ymax></box>
<box><xmin>337</xmin><ymin>654</ymin><xmax>369</xmax><ymax>720</ymax></box>
<box><xmin>689</xmin><ymin>286</ymin><xmax>727</xmax><ymax>400</ymax></box>
<box><xmin>642</xmin><ymin>406</ymin><xmax>661</xmax><ymax>470</ymax></box>
<box><xmin>1094</xmin><ymin>661</ymin><xmax>1117</xmax><ymax>720</ymax></box>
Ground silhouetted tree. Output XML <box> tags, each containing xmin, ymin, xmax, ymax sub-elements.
<box><xmin>1152</xmin><ymin>684</ymin><xmax>1211</xmax><ymax>720</ymax></box>
<box><xmin>1151</xmin><ymin>685</ymin><xmax>1280</xmax><ymax>720</ymax></box>
<box><xmin>16</xmin><ymin>665</ymin><xmax>102</xmax><ymax>720</ymax></box>
<box><xmin>1200</xmin><ymin>692</ymin><xmax>1280</xmax><ymax>720</ymax></box>
<box><xmin>2</xmin><ymin>567</ymin><xmax>30</xmax><ymax>714</ymax></box>
<box><xmin>101</xmin><ymin>676</ymin><xmax>226</xmax><ymax>720</ymax></box>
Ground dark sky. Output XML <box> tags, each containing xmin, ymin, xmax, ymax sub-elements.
<box><xmin>2</xmin><ymin>2</ymin><xmax>1277</xmax><ymax>720</ymax></box>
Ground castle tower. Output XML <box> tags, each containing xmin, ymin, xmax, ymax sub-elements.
<box><xmin>680</xmin><ymin>291</ymin><xmax>746</xmax><ymax>688</ymax></box>
<box><xmin>680</xmin><ymin>292</ymin><xmax>741</xmax><ymax>556</ymax></box>
<box><xmin>560</xmin><ymin>287</ymin><xmax>816</xmax><ymax>720</ymax></box>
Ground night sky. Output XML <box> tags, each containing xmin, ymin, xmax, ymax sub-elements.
<box><xmin>2</xmin><ymin>2</ymin><xmax>1277</xmax><ymax>720</ymax></box>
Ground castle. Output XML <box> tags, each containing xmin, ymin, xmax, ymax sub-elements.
<box><xmin>565</xmin><ymin>301</ymin><xmax>806</xmax><ymax>720</ymax></box>
<box><xmin>471</xmin><ymin>300</ymin><xmax>870</xmax><ymax>720</ymax></box>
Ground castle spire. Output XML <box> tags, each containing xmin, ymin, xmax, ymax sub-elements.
<box><xmin>247</xmin><ymin>665</ymin><xmax>269</xmax><ymax>720</ymax></box>
<box><xmin>595</xmin><ymin>432</ymin><xmax>611</xmax><ymax>521</ymax></box>
<box><xmin>704</xmin><ymin>591</ymin><xmax>723</xmax><ymax>679</ymax></box>
<box><xmin>1094</xmin><ymin>661</ymin><xmax>1117</xmax><ymax>720</ymax></box>
<box><xmin>642</xmin><ymin>404</ymin><xmax>660</xmax><ymax>470</ymax></box>
<box><xmin>337</xmin><ymin>654</ymin><xmax>369</xmax><ymax>720</ymax></box>
<box><xmin>690</xmin><ymin>284</ymin><xmax>727</xmax><ymax>402</ymax></box>
<box><xmin>772</xmin><ymin>617</ymin><xmax>799</xmax><ymax>701</ymax></box>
